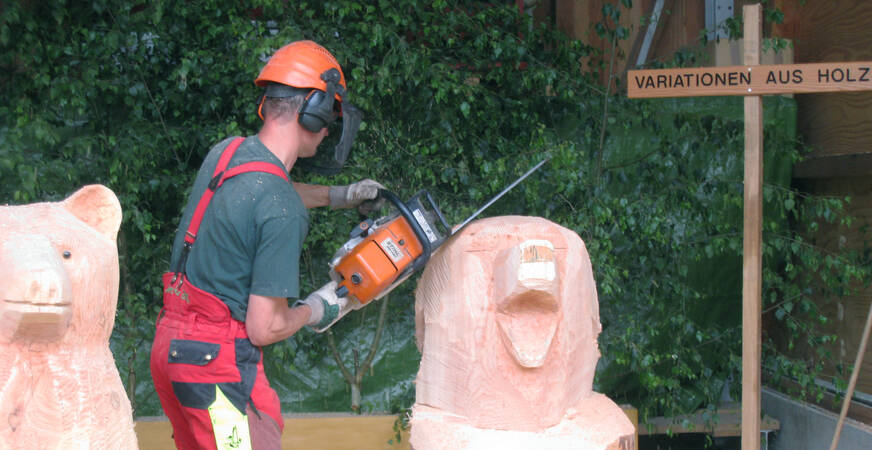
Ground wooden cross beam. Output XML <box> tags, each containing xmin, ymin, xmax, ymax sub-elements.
<box><xmin>626</xmin><ymin>4</ymin><xmax>872</xmax><ymax>450</ymax></box>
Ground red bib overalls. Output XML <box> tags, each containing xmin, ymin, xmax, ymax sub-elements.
<box><xmin>150</xmin><ymin>137</ymin><xmax>289</xmax><ymax>450</ymax></box>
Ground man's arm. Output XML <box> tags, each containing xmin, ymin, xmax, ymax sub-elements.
<box><xmin>245</xmin><ymin>293</ymin><xmax>312</xmax><ymax>346</ymax></box>
<box><xmin>292</xmin><ymin>183</ymin><xmax>330</xmax><ymax>208</ymax></box>
<box><xmin>292</xmin><ymin>179</ymin><xmax>384</xmax><ymax>209</ymax></box>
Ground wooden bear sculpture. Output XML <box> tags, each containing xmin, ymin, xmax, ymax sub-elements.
<box><xmin>411</xmin><ymin>216</ymin><xmax>634</xmax><ymax>449</ymax></box>
<box><xmin>0</xmin><ymin>185</ymin><xmax>137</xmax><ymax>449</ymax></box>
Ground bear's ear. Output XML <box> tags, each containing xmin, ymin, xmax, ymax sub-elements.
<box><xmin>63</xmin><ymin>185</ymin><xmax>123</xmax><ymax>241</ymax></box>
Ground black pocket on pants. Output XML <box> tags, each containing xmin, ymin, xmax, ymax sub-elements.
<box><xmin>168</xmin><ymin>339</ymin><xmax>220</xmax><ymax>366</ymax></box>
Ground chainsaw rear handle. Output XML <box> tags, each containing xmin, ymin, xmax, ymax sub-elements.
<box><xmin>402</xmin><ymin>189</ymin><xmax>451</xmax><ymax>243</ymax></box>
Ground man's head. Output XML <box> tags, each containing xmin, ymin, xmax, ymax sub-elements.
<box><xmin>258</xmin><ymin>84</ymin><xmax>307</xmax><ymax>124</ymax></box>
<box><xmin>255</xmin><ymin>41</ymin><xmax>361</xmax><ymax>172</ymax></box>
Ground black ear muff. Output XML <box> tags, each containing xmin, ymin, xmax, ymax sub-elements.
<box><xmin>297</xmin><ymin>89</ymin><xmax>335</xmax><ymax>132</ymax></box>
<box><xmin>298</xmin><ymin>68</ymin><xmax>344</xmax><ymax>133</ymax></box>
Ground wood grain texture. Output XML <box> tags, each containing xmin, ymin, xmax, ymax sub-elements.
<box><xmin>410</xmin><ymin>216</ymin><xmax>634</xmax><ymax>449</ymax></box>
<box><xmin>649</xmin><ymin>0</ymin><xmax>705</xmax><ymax>62</ymax></box>
<box><xmin>0</xmin><ymin>185</ymin><xmax>136</xmax><ymax>449</ymax></box>
<box><xmin>742</xmin><ymin>5</ymin><xmax>762</xmax><ymax>450</ymax></box>
<box><xmin>790</xmin><ymin>0</ymin><xmax>872</xmax><ymax>158</ymax></box>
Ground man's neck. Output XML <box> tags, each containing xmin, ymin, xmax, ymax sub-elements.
<box><xmin>257</xmin><ymin>119</ymin><xmax>300</xmax><ymax>171</ymax></box>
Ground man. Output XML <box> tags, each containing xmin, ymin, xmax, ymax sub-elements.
<box><xmin>150</xmin><ymin>40</ymin><xmax>377</xmax><ymax>450</ymax></box>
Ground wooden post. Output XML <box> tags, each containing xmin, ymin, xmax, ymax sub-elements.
<box><xmin>741</xmin><ymin>5</ymin><xmax>763</xmax><ymax>450</ymax></box>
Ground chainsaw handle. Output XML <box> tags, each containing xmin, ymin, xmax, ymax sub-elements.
<box><xmin>377</xmin><ymin>189</ymin><xmax>433</xmax><ymax>272</ymax></box>
<box><xmin>414</xmin><ymin>190</ymin><xmax>451</xmax><ymax>235</ymax></box>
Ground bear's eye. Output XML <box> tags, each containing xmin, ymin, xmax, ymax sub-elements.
<box><xmin>62</xmin><ymin>251</ymin><xmax>72</xmax><ymax>259</ymax></box>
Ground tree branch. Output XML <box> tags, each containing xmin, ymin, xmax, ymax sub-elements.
<box><xmin>326</xmin><ymin>329</ymin><xmax>355</xmax><ymax>385</ymax></box>
<box><xmin>355</xmin><ymin>294</ymin><xmax>390</xmax><ymax>384</ymax></box>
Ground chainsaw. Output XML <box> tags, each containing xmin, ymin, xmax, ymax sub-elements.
<box><xmin>311</xmin><ymin>158</ymin><xmax>549</xmax><ymax>332</ymax></box>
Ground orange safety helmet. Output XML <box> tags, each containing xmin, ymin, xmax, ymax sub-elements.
<box><xmin>255</xmin><ymin>40</ymin><xmax>346</xmax><ymax>102</ymax></box>
<box><xmin>255</xmin><ymin>40</ymin><xmax>362</xmax><ymax>175</ymax></box>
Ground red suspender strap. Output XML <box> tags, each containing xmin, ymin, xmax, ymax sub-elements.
<box><xmin>220</xmin><ymin>162</ymin><xmax>289</xmax><ymax>185</ymax></box>
<box><xmin>184</xmin><ymin>137</ymin><xmax>245</xmax><ymax>246</ymax></box>
<box><xmin>174</xmin><ymin>137</ymin><xmax>290</xmax><ymax>275</ymax></box>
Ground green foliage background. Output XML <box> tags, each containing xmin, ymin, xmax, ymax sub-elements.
<box><xmin>2</xmin><ymin>0</ymin><xmax>868</xmax><ymax>424</ymax></box>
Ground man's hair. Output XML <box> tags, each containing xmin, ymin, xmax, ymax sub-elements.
<box><xmin>262</xmin><ymin>95</ymin><xmax>305</xmax><ymax>122</ymax></box>
<box><xmin>261</xmin><ymin>82</ymin><xmax>311</xmax><ymax>122</ymax></box>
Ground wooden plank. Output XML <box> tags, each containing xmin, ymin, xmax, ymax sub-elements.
<box><xmin>135</xmin><ymin>406</ymin><xmax>641</xmax><ymax>449</ymax></box>
<box><xmin>627</xmin><ymin>61</ymin><xmax>872</xmax><ymax>98</ymax></box>
<box><xmin>639</xmin><ymin>404</ymin><xmax>780</xmax><ymax>437</ymax></box>
<box><xmin>623</xmin><ymin>0</ymin><xmax>708</xmax><ymax>71</ymax></box>
<box><xmin>649</xmin><ymin>0</ymin><xmax>707</xmax><ymax>62</ymax></box>
<box><xmin>771</xmin><ymin>0</ymin><xmax>801</xmax><ymax>40</ymax></box>
<box><xmin>741</xmin><ymin>5</ymin><xmax>763</xmax><ymax>450</ymax></box>
<box><xmin>135</xmin><ymin>414</ymin><xmax>410</xmax><ymax>450</ymax></box>
<box><xmin>564</xmin><ymin>0</ymin><xmax>648</xmax><ymax>89</ymax></box>
<box><xmin>282</xmin><ymin>415</ymin><xmax>409</xmax><ymax>450</ymax></box>
<box><xmin>133</xmin><ymin>418</ymin><xmax>180</xmax><ymax>450</ymax></box>
<box><xmin>622</xmin><ymin>404</ymin><xmax>640</xmax><ymax>450</ymax></box>
<box><xmin>797</xmin><ymin>90</ymin><xmax>872</xmax><ymax>158</ymax></box>
<box><xmin>624</xmin><ymin>0</ymin><xmax>669</xmax><ymax>71</ymax></box>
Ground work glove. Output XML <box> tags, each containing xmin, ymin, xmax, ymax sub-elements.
<box><xmin>297</xmin><ymin>281</ymin><xmax>348</xmax><ymax>330</ymax></box>
<box><xmin>329</xmin><ymin>179</ymin><xmax>385</xmax><ymax>212</ymax></box>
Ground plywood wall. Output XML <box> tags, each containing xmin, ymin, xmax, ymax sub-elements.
<box><xmin>773</xmin><ymin>0</ymin><xmax>872</xmax><ymax>158</ymax></box>
<box><xmin>791</xmin><ymin>177</ymin><xmax>872</xmax><ymax>400</ymax></box>
<box><xmin>533</xmin><ymin>0</ymin><xmax>708</xmax><ymax>86</ymax></box>
<box><xmin>772</xmin><ymin>0</ymin><xmax>872</xmax><ymax>409</ymax></box>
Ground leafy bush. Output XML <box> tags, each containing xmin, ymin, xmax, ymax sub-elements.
<box><xmin>2</xmin><ymin>0</ymin><xmax>866</xmax><ymax>423</ymax></box>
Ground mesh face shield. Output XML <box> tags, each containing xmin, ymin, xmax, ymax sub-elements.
<box><xmin>262</xmin><ymin>77</ymin><xmax>362</xmax><ymax>176</ymax></box>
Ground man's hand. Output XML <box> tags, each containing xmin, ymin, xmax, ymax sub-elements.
<box><xmin>297</xmin><ymin>281</ymin><xmax>348</xmax><ymax>329</ymax></box>
<box><xmin>328</xmin><ymin>179</ymin><xmax>384</xmax><ymax>211</ymax></box>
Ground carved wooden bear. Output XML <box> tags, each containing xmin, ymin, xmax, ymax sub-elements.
<box><xmin>0</xmin><ymin>185</ymin><xmax>137</xmax><ymax>449</ymax></box>
<box><xmin>411</xmin><ymin>216</ymin><xmax>635</xmax><ymax>449</ymax></box>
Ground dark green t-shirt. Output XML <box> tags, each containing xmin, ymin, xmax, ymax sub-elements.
<box><xmin>169</xmin><ymin>136</ymin><xmax>308</xmax><ymax>321</ymax></box>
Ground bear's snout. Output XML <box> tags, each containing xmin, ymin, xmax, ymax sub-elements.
<box><xmin>0</xmin><ymin>234</ymin><xmax>73</xmax><ymax>343</ymax></box>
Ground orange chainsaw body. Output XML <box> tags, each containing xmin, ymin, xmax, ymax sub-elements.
<box><xmin>333</xmin><ymin>215</ymin><xmax>425</xmax><ymax>305</ymax></box>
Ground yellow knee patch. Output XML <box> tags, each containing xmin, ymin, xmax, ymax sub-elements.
<box><xmin>208</xmin><ymin>385</ymin><xmax>252</xmax><ymax>450</ymax></box>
